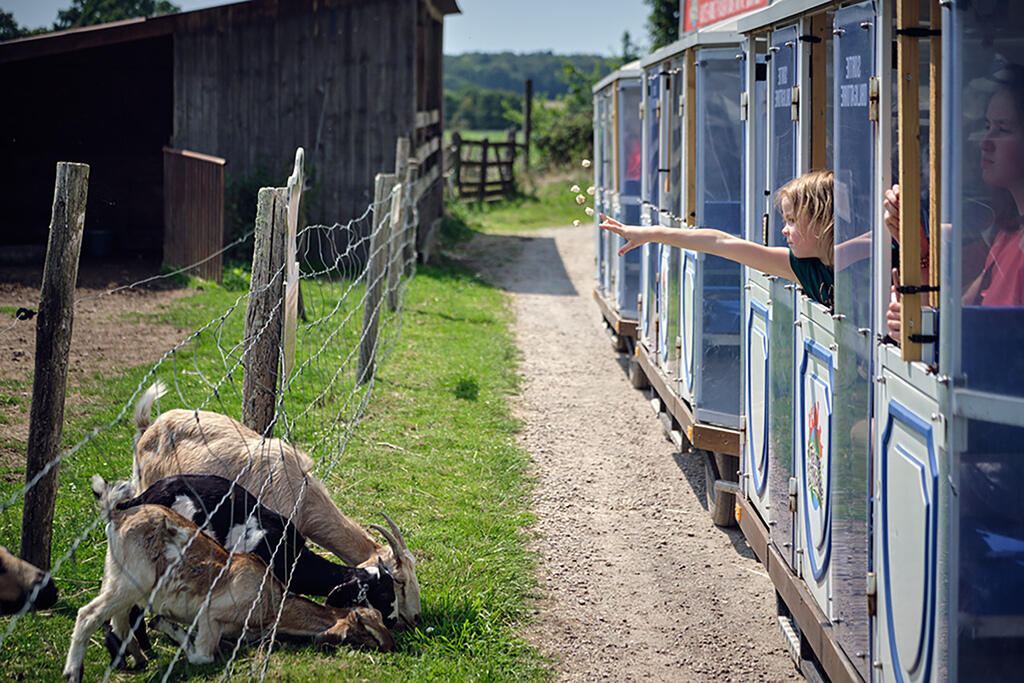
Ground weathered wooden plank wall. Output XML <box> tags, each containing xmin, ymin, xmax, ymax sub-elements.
<box><xmin>162</xmin><ymin>146</ymin><xmax>225</xmax><ymax>282</ymax></box>
<box><xmin>171</xmin><ymin>0</ymin><xmax>418</xmax><ymax>232</ymax></box>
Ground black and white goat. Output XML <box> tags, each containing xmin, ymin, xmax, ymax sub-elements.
<box><xmin>0</xmin><ymin>544</ymin><xmax>58</xmax><ymax>615</ymax></box>
<box><xmin>119</xmin><ymin>474</ymin><xmax>398</xmax><ymax>620</ymax></box>
<box><xmin>63</xmin><ymin>476</ymin><xmax>394</xmax><ymax>683</ymax></box>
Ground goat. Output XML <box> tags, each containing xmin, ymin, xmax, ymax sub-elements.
<box><xmin>63</xmin><ymin>476</ymin><xmax>394</xmax><ymax>683</ymax></box>
<box><xmin>0</xmin><ymin>544</ymin><xmax>58</xmax><ymax>615</ymax></box>
<box><xmin>119</xmin><ymin>474</ymin><xmax>398</xmax><ymax>621</ymax></box>
<box><xmin>131</xmin><ymin>382</ymin><xmax>420</xmax><ymax>626</ymax></box>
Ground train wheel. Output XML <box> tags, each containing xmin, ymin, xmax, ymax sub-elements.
<box><xmin>628</xmin><ymin>355</ymin><xmax>648</xmax><ymax>389</ymax></box>
<box><xmin>705</xmin><ymin>451</ymin><xmax>738</xmax><ymax>527</ymax></box>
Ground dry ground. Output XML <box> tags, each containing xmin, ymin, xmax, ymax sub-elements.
<box><xmin>449</xmin><ymin>225</ymin><xmax>801</xmax><ymax>682</ymax></box>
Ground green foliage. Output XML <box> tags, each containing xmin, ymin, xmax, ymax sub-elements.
<box><xmin>620</xmin><ymin>30</ymin><xmax>641</xmax><ymax>63</ymax></box>
<box><xmin>527</xmin><ymin>61</ymin><xmax>607</xmax><ymax>168</ymax></box>
<box><xmin>54</xmin><ymin>0</ymin><xmax>181</xmax><ymax>29</ymax></box>
<box><xmin>445</xmin><ymin>85</ymin><xmax>521</xmax><ymax>131</ymax></box>
<box><xmin>0</xmin><ymin>9</ymin><xmax>48</xmax><ymax>40</ymax></box>
<box><xmin>444</xmin><ymin>51</ymin><xmax>610</xmax><ymax>99</ymax></box>
<box><xmin>644</xmin><ymin>0</ymin><xmax>680</xmax><ymax>50</ymax></box>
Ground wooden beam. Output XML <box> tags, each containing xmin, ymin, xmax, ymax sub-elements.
<box><xmin>810</xmin><ymin>14</ymin><xmax>829</xmax><ymax>170</ymax></box>
<box><xmin>897</xmin><ymin>0</ymin><xmax>923</xmax><ymax>359</ymax></box>
<box><xmin>929</xmin><ymin>0</ymin><xmax>942</xmax><ymax>308</ymax></box>
<box><xmin>685</xmin><ymin>49</ymin><xmax>696</xmax><ymax>225</ymax></box>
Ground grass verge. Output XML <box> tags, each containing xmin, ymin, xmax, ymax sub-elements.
<box><xmin>0</xmin><ymin>254</ymin><xmax>549</xmax><ymax>680</ymax></box>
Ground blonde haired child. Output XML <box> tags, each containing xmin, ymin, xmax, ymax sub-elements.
<box><xmin>599</xmin><ymin>169</ymin><xmax>836</xmax><ymax>308</ymax></box>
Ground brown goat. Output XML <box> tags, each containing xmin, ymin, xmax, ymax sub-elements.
<box><xmin>63</xmin><ymin>476</ymin><xmax>393</xmax><ymax>683</ymax></box>
<box><xmin>0</xmin><ymin>544</ymin><xmax>58</xmax><ymax>615</ymax></box>
<box><xmin>130</xmin><ymin>382</ymin><xmax>420</xmax><ymax>626</ymax></box>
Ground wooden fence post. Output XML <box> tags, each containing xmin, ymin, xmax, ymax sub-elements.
<box><xmin>357</xmin><ymin>173</ymin><xmax>397</xmax><ymax>385</ymax></box>
<box><xmin>452</xmin><ymin>132</ymin><xmax>462</xmax><ymax>197</ymax></box>
<box><xmin>21</xmin><ymin>162</ymin><xmax>89</xmax><ymax>571</ymax></box>
<box><xmin>524</xmin><ymin>79</ymin><xmax>532</xmax><ymax>170</ymax></box>
<box><xmin>387</xmin><ymin>138</ymin><xmax>410</xmax><ymax>310</ymax></box>
<box><xmin>243</xmin><ymin>187</ymin><xmax>287</xmax><ymax>436</ymax></box>
<box><xmin>504</xmin><ymin>128</ymin><xmax>517</xmax><ymax>195</ymax></box>
<box><xmin>478</xmin><ymin>138</ymin><xmax>489</xmax><ymax>201</ymax></box>
<box><xmin>403</xmin><ymin>158</ymin><xmax>419</xmax><ymax>275</ymax></box>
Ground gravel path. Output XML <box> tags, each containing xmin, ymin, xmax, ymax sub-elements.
<box><xmin>451</xmin><ymin>225</ymin><xmax>801</xmax><ymax>682</ymax></box>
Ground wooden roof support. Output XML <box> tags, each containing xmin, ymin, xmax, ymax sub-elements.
<box><xmin>929</xmin><ymin>0</ymin><xmax>942</xmax><ymax>309</ymax></box>
<box><xmin>897</xmin><ymin>0</ymin><xmax>923</xmax><ymax>360</ymax></box>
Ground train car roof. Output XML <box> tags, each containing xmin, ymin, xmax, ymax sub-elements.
<box><xmin>592</xmin><ymin>59</ymin><xmax>643</xmax><ymax>94</ymax></box>
<box><xmin>639</xmin><ymin>28</ymin><xmax>741</xmax><ymax>68</ymax></box>
<box><xmin>735</xmin><ymin>0</ymin><xmax>834</xmax><ymax>33</ymax></box>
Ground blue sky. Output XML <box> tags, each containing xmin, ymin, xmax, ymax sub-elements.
<box><xmin>1</xmin><ymin>0</ymin><xmax>651</xmax><ymax>56</ymax></box>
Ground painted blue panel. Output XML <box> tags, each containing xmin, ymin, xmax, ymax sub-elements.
<box><xmin>799</xmin><ymin>338</ymin><xmax>834</xmax><ymax>582</ymax></box>
<box><xmin>747</xmin><ymin>298</ymin><xmax>770</xmax><ymax>497</ymax></box>
<box><xmin>880</xmin><ymin>400</ymin><xmax>938</xmax><ymax>683</ymax></box>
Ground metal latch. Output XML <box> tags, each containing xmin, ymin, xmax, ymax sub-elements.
<box><xmin>868</xmin><ymin>77</ymin><xmax>880</xmax><ymax>121</ymax></box>
<box><xmin>656</xmin><ymin>98</ymin><xmax>661</xmax><ymax>121</ymax></box>
<box><xmin>866</xmin><ymin>572</ymin><xmax>877</xmax><ymax>617</ymax></box>
<box><xmin>790</xmin><ymin>85</ymin><xmax>800</xmax><ymax>121</ymax></box>
<box><xmin>740</xmin><ymin>91</ymin><xmax>749</xmax><ymax>121</ymax></box>
<box><xmin>639</xmin><ymin>100</ymin><xmax>644</xmax><ymax>121</ymax></box>
<box><xmin>788</xmin><ymin>476</ymin><xmax>798</xmax><ymax>512</ymax></box>
<box><xmin>679</xmin><ymin>93</ymin><xmax>685</xmax><ymax>118</ymax></box>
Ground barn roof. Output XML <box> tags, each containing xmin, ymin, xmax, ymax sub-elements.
<box><xmin>0</xmin><ymin>0</ymin><xmax>460</xmax><ymax>65</ymax></box>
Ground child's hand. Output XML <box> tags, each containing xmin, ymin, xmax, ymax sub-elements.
<box><xmin>883</xmin><ymin>184</ymin><xmax>901</xmax><ymax>241</ymax></box>
<box><xmin>598</xmin><ymin>214</ymin><xmax>647</xmax><ymax>256</ymax></box>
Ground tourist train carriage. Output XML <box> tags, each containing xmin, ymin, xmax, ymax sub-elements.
<box><xmin>593</xmin><ymin>1</ymin><xmax>1024</xmax><ymax>680</ymax></box>
<box><xmin>592</xmin><ymin>62</ymin><xmax>643</xmax><ymax>346</ymax></box>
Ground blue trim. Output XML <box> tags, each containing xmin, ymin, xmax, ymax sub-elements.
<box><xmin>680</xmin><ymin>251</ymin><xmax>696</xmax><ymax>395</ymax></box>
<box><xmin>880</xmin><ymin>399</ymin><xmax>939</xmax><ymax>683</ymax></box>
<box><xmin>798</xmin><ymin>336</ymin><xmax>834</xmax><ymax>582</ymax></box>
<box><xmin>659</xmin><ymin>246</ymin><xmax>670</xmax><ymax>362</ymax></box>
<box><xmin>746</xmin><ymin>298</ymin><xmax>770</xmax><ymax>497</ymax></box>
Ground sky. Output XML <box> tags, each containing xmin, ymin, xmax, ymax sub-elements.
<box><xmin>1</xmin><ymin>0</ymin><xmax>651</xmax><ymax>56</ymax></box>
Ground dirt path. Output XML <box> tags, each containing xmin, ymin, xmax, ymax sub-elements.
<box><xmin>451</xmin><ymin>226</ymin><xmax>801</xmax><ymax>682</ymax></box>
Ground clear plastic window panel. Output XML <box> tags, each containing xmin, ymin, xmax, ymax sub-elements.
<box><xmin>619</xmin><ymin>82</ymin><xmax>643</xmax><ymax>201</ymax></box>
<box><xmin>769</xmin><ymin>25</ymin><xmax>799</xmax><ymax>247</ymax></box>
<box><xmin>695</xmin><ymin>47</ymin><xmax>743</xmax><ymax>425</ymax></box>
<box><xmin>950</xmin><ymin>4</ymin><xmax>1024</xmax><ymax>679</ymax></box>
<box><xmin>745</xmin><ymin>42</ymin><xmax>769</xmax><ymax>244</ymax></box>
<box><xmin>669</xmin><ymin>58</ymin><xmax>684</xmax><ymax>219</ymax></box>
<box><xmin>829</xmin><ymin>3</ymin><xmax>875</xmax><ymax>678</ymax></box>
<box><xmin>644</xmin><ymin>71</ymin><xmax>661</xmax><ymax>207</ymax></box>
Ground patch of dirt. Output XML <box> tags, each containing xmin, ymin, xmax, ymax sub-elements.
<box><xmin>450</xmin><ymin>226</ymin><xmax>801</xmax><ymax>681</ymax></box>
<box><xmin>0</xmin><ymin>260</ymin><xmax>192</xmax><ymax>475</ymax></box>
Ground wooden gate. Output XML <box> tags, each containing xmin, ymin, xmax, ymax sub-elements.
<box><xmin>163</xmin><ymin>147</ymin><xmax>226</xmax><ymax>282</ymax></box>
<box><xmin>452</xmin><ymin>130</ymin><xmax>519</xmax><ymax>200</ymax></box>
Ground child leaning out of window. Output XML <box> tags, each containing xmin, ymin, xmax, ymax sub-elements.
<box><xmin>599</xmin><ymin>169</ymin><xmax>835</xmax><ymax>309</ymax></box>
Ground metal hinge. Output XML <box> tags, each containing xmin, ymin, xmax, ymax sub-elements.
<box><xmin>679</xmin><ymin>93</ymin><xmax>685</xmax><ymax>118</ymax></box>
<box><xmin>868</xmin><ymin>76</ymin><xmax>880</xmax><ymax>121</ymax></box>
<box><xmin>790</xmin><ymin>85</ymin><xmax>800</xmax><ymax>121</ymax></box>
<box><xmin>740</xmin><ymin>91</ymin><xmax>749</xmax><ymax>121</ymax></box>
<box><xmin>788</xmin><ymin>476</ymin><xmax>798</xmax><ymax>512</ymax></box>
<box><xmin>866</xmin><ymin>572</ymin><xmax>877</xmax><ymax>617</ymax></box>
<box><xmin>656</xmin><ymin>98</ymin><xmax>661</xmax><ymax>121</ymax></box>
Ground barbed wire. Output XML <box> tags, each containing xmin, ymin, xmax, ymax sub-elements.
<box><xmin>0</xmin><ymin>179</ymin><xmax>422</xmax><ymax>681</ymax></box>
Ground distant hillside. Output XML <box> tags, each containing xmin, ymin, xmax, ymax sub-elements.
<box><xmin>444</xmin><ymin>51</ymin><xmax>615</xmax><ymax>99</ymax></box>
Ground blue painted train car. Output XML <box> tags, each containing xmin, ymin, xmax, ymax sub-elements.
<box><xmin>592</xmin><ymin>1</ymin><xmax>1024</xmax><ymax>680</ymax></box>
<box><xmin>592</xmin><ymin>62</ymin><xmax>643</xmax><ymax>348</ymax></box>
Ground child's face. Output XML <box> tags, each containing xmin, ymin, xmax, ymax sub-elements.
<box><xmin>780</xmin><ymin>196</ymin><xmax>818</xmax><ymax>259</ymax></box>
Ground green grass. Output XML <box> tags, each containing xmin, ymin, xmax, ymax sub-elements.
<box><xmin>0</xmin><ymin>256</ymin><xmax>550</xmax><ymax>680</ymax></box>
<box><xmin>449</xmin><ymin>169</ymin><xmax>595</xmax><ymax>235</ymax></box>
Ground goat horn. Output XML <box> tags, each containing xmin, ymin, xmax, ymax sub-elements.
<box><xmin>380</xmin><ymin>512</ymin><xmax>407</xmax><ymax>549</ymax></box>
<box><xmin>368</xmin><ymin>524</ymin><xmax>402</xmax><ymax>556</ymax></box>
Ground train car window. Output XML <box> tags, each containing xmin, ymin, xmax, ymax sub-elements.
<box><xmin>669</xmin><ymin>57</ymin><xmax>684</xmax><ymax>218</ymax></box>
<box><xmin>644</xmin><ymin>70</ymin><xmax>661</xmax><ymax>208</ymax></box>
<box><xmin>618</xmin><ymin>82</ymin><xmax>642</xmax><ymax>198</ymax></box>
<box><xmin>954</xmin><ymin>3</ymin><xmax>1024</xmax><ymax>399</ymax></box>
<box><xmin>769</xmin><ymin>24</ymin><xmax>799</xmax><ymax>248</ymax></box>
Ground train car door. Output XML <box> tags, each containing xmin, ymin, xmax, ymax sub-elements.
<box><xmin>743</xmin><ymin>34</ymin><xmax>773</xmax><ymax>522</ymax></box>
<box><xmin>594</xmin><ymin>89</ymin><xmax>607</xmax><ymax>290</ymax></box>
<box><xmin>659</xmin><ymin>60</ymin><xmax>681</xmax><ymax>377</ymax></box>
<box><xmin>694</xmin><ymin>46</ymin><xmax>744</xmax><ymax>429</ymax></box>
<box><xmin>679</xmin><ymin>50</ymin><xmax>697</xmax><ymax>405</ymax></box>
<box><xmin>767</xmin><ymin>22</ymin><xmax>800</xmax><ymax>569</ymax></box>
<box><xmin>615</xmin><ymin>77</ymin><xmax>643</xmax><ymax>320</ymax></box>
<box><xmin>640</xmin><ymin>66</ymin><xmax>661</xmax><ymax>351</ymax></box>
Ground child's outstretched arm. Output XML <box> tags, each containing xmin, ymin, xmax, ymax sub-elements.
<box><xmin>599</xmin><ymin>214</ymin><xmax>797</xmax><ymax>280</ymax></box>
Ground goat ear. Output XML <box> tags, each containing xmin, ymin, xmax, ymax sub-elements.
<box><xmin>91</xmin><ymin>474</ymin><xmax>107</xmax><ymax>499</ymax></box>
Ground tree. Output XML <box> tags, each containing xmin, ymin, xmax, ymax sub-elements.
<box><xmin>55</xmin><ymin>0</ymin><xmax>181</xmax><ymax>30</ymax></box>
<box><xmin>644</xmin><ymin>0</ymin><xmax>679</xmax><ymax>51</ymax></box>
<box><xmin>0</xmin><ymin>10</ymin><xmax>22</xmax><ymax>41</ymax></box>
<box><xmin>620</xmin><ymin>30</ymin><xmax>640</xmax><ymax>64</ymax></box>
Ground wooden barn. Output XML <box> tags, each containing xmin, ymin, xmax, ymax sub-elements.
<box><xmin>0</xmin><ymin>0</ymin><xmax>457</xmax><ymax>272</ymax></box>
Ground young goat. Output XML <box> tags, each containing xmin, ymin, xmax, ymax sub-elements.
<box><xmin>63</xmin><ymin>476</ymin><xmax>394</xmax><ymax>683</ymax></box>
<box><xmin>131</xmin><ymin>382</ymin><xmax>420</xmax><ymax>627</ymax></box>
<box><xmin>0</xmin><ymin>544</ymin><xmax>58</xmax><ymax>615</ymax></box>
<box><xmin>120</xmin><ymin>474</ymin><xmax>398</xmax><ymax>621</ymax></box>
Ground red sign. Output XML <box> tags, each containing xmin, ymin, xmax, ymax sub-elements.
<box><xmin>682</xmin><ymin>0</ymin><xmax>770</xmax><ymax>32</ymax></box>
